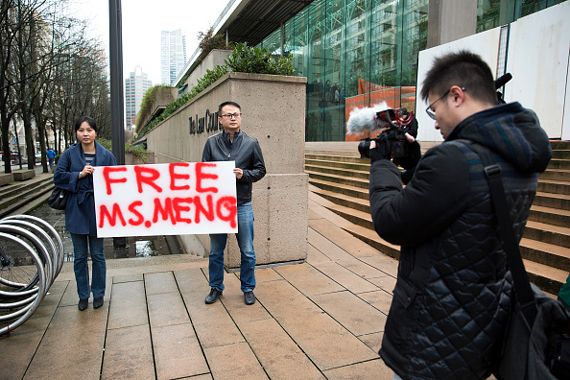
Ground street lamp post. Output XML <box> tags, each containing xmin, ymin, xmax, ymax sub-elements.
<box><xmin>109</xmin><ymin>0</ymin><xmax>126</xmax><ymax>248</ymax></box>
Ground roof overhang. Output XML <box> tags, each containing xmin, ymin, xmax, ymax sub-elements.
<box><xmin>175</xmin><ymin>0</ymin><xmax>313</xmax><ymax>87</ymax></box>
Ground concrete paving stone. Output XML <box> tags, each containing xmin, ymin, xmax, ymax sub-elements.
<box><xmin>102</xmin><ymin>324</ymin><xmax>154</xmax><ymax>380</ymax></box>
<box><xmin>112</xmin><ymin>273</ymin><xmax>143</xmax><ymax>283</ymax></box>
<box><xmin>367</xmin><ymin>275</ymin><xmax>397</xmax><ymax>294</ymax></box>
<box><xmin>147</xmin><ymin>291</ymin><xmax>190</xmax><ymax>327</ymax></box>
<box><xmin>323</xmin><ymin>359</ymin><xmax>394</xmax><ymax>380</ymax></box>
<box><xmin>152</xmin><ymin>323</ymin><xmax>209</xmax><ymax>380</ymax></box>
<box><xmin>145</xmin><ymin>270</ymin><xmax>178</xmax><ymax>295</ymax></box>
<box><xmin>358</xmin><ymin>290</ymin><xmax>393</xmax><ymax>314</ymax></box>
<box><xmin>310</xmin><ymin>218</ymin><xmax>381</xmax><ymax>258</ymax></box>
<box><xmin>24</xmin><ymin>305</ymin><xmax>108</xmax><ymax>380</ymax></box>
<box><xmin>359</xmin><ymin>255</ymin><xmax>399</xmax><ymax>277</ymax></box>
<box><xmin>358</xmin><ymin>332</ymin><xmax>383</xmax><ymax>352</ymax></box>
<box><xmin>255</xmin><ymin>267</ymin><xmax>283</xmax><ymax>283</ymax></box>
<box><xmin>58</xmin><ymin>278</ymin><xmax>79</xmax><ymax>306</ymax></box>
<box><xmin>220</xmin><ymin>273</ymin><xmax>273</xmax><ymax>325</ymax></box>
<box><xmin>239</xmin><ymin>318</ymin><xmax>325</xmax><ymax>379</ymax></box>
<box><xmin>204</xmin><ymin>341</ymin><xmax>268</xmax><ymax>380</ymax></box>
<box><xmin>311</xmin><ymin>291</ymin><xmax>387</xmax><ymax>336</ymax></box>
<box><xmin>178</xmin><ymin>375</ymin><xmax>213</xmax><ymax>380</ymax></box>
<box><xmin>274</xmin><ymin>263</ymin><xmax>344</xmax><ymax>296</ymax></box>
<box><xmin>308</xmin><ymin>228</ymin><xmax>356</xmax><ymax>262</ymax></box>
<box><xmin>173</xmin><ymin>268</ymin><xmax>210</xmax><ymax>306</ymax></box>
<box><xmin>306</xmin><ymin>244</ymin><xmax>334</xmax><ymax>265</ymax></box>
<box><xmin>314</xmin><ymin>262</ymin><xmax>379</xmax><ymax>294</ymax></box>
<box><xmin>335</xmin><ymin>256</ymin><xmax>389</xmax><ymax>279</ymax></box>
<box><xmin>0</xmin><ymin>331</ymin><xmax>45</xmax><ymax>380</ymax></box>
<box><xmin>108</xmin><ymin>280</ymin><xmax>148</xmax><ymax>330</ymax></box>
<box><xmin>257</xmin><ymin>280</ymin><xmax>378</xmax><ymax>370</ymax></box>
<box><xmin>175</xmin><ymin>269</ymin><xmax>245</xmax><ymax>349</ymax></box>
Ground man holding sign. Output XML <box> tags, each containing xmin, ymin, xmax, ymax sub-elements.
<box><xmin>202</xmin><ymin>101</ymin><xmax>266</xmax><ymax>305</ymax></box>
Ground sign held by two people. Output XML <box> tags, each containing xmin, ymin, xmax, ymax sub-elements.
<box><xmin>92</xmin><ymin>161</ymin><xmax>238</xmax><ymax>238</ymax></box>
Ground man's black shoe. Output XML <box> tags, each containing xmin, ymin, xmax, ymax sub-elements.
<box><xmin>244</xmin><ymin>291</ymin><xmax>256</xmax><ymax>305</ymax></box>
<box><xmin>78</xmin><ymin>299</ymin><xmax>88</xmax><ymax>311</ymax></box>
<box><xmin>93</xmin><ymin>297</ymin><xmax>104</xmax><ymax>309</ymax></box>
<box><xmin>205</xmin><ymin>288</ymin><xmax>222</xmax><ymax>304</ymax></box>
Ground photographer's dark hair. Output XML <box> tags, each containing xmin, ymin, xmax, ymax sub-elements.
<box><xmin>420</xmin><ymin>50</ymin><xmax>497</xmax><ymax>105</ymax></box>
<box><xmin>74</xmin><ymin>116</ymin><xmax>98</xmax><ymax>133</ymax></box>
<box><xmin>218</xmin><ymin>101</ymin><xmax>241</xmax><ymax>114</ymax></box>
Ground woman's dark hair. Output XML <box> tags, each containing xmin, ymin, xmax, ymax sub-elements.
<box><xmin>74</xmin><ymin>116</ymin><xmax>98</xmax><ymax>133</ymax></box>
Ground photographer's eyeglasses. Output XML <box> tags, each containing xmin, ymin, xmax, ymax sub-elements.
<box><xmin>220</xmin><ymin>112</ymin><xmax>242</xmax><ymax>119</ymax></box>
<box><xmin>425</xmin><ymin>87</ymin><xmax>466</xmax><ymax>120</ymax></box>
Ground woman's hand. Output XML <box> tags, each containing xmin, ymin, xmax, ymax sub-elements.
<box><xmin>80</xmin><ymin>164</ymin><xmax>94</xmax><ymax>178</ymax></box>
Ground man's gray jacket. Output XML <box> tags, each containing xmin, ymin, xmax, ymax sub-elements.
<box><xmin>370</xmin><ymin>102</ymin><xmax>552</xmax><ymax>379</ymax></box>
<box><xmin>202</xmin><ymin>130</ymin><xmax>266</xmax><ymax>205</ymax></box>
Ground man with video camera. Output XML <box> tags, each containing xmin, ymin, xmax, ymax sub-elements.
<box><xmin>367</xmin><ymin>50</ymin><xmax>551</xmax><ymax>379</ymax></box>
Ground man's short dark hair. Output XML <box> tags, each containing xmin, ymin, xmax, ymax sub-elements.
<box><xmin>74</xmin><ymin>116</ymin><xmax>98</xmax><ymax>133</ymax></box>
<box><xmin>218</xmin><ymin>101</ymin><xmax>241</xmax><ymax>114</ymax></box>
<box><xmin>420</xmin><ymin>50</ymin><xmax>497</xmax><ymax>105</ymax></box>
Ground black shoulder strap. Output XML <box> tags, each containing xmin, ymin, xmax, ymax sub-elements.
<box><xmin>461</xmin><ymin>140</ymin><xmax>537</xmax><ymax>327</ymax></box>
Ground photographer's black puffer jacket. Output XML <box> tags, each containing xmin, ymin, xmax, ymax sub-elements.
<box><xmin>369</xmin><ymin>102</ymin><xmax>551</xmax><ymax>380</ymax></box>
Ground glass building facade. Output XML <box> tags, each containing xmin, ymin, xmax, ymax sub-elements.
<box><xmin>257</xmin><ymin>0</ymin><xmax>565</xmax><ymax>141</ymax></box>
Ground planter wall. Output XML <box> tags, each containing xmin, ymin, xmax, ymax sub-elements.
<box><xmin>146</xmin><ymin>72</ymin><xmax>308</xmax><ymax>268</ymax></box>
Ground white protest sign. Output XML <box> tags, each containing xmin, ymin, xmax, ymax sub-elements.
<box><xmin>93</xmin><ymin>161</ymin><xmax>237</xmax><ymax>237</ymax></box>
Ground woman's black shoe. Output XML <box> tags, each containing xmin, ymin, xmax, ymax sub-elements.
<box><xmin>78</xmin><ymin>299</ymin><xmax>88</xmax><ymax>311</ymax></box>
<box><xmin>93</xmin><ymin>297</ymin><xmax>104</xmax><ymax>309</ymax></box>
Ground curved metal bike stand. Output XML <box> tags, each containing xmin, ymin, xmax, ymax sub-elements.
<box><xmin>0</xmin><ymin>215</ymin><xmax>63</xmax><ymax>336</ymax></box>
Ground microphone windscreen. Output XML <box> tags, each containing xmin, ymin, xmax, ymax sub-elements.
<box><xmin>346</xmin><ymin>101</ymin><xmax>390</xmax><ymax>134</ymax></box>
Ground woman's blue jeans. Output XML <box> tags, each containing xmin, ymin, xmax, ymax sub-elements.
<box><xmin>70</xmin><ymin>233</ymin><xmax>106</xmax><ymax>300</ymax></box>
<box><xmin>208</xmin><ymin>202</ymin><xmax>256</xmax><ymax>293</ymax></box>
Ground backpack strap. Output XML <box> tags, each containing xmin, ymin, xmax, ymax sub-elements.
<box><xmin>458</xmin><ymin>140</ymin><xmax>537</xmax><ymax>327</ymax></box>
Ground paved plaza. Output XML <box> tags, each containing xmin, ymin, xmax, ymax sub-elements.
<box><xmin>0</xmin><ymin>190</ymin><xmax>399</xmax><ymax>380</ymax></box>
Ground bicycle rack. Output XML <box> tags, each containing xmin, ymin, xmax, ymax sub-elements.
<box><xmin>0</xmin><ymin>215</ymin><xmax>64</xmax><ymax>336</ymax></box>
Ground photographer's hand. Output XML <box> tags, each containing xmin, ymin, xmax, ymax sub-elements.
<box><xmin>393</xmin><ymin>141</ymin><xmax>421</xmax><ymax>184</ymax></box>
<box><xmin>368</xmin><ymin>135</ymin><xmax>391</xmax><ymax>162</ymax></box>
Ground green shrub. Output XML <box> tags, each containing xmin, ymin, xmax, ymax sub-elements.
<box><xmin>136</xmin><ymin>85</ymin><xmax>172</xmax><ymax>127</ymax></box>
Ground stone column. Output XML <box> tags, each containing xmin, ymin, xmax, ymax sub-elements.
<box><xmin>427</xmin><ymin>0</ymin><xmax>478</xmax><ymax>48</ymax></box>
<box><xmin>146</xmin><ymin>72</ymin><xmax>309</xmax><ymax>269</ymax></box>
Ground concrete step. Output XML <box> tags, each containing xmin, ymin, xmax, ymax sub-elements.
<box><xmin>305</xmin><ymin>157</ymin><xmax>370</xmax><ymax>172</ymax></box>
<box><xmin>533</xmin><ymin>191</ymin><xmax>570</xmax><ymax>211</ymax></box>
<box><xmin>540</xmin><ymin>168</ymin><xmax>570</xmax><ymax>181</ymax></box>
<box><xmin>524</xmin><ymin>221</ymin><xmax>570</xmax><ymax>249</ymax></box>
<box><xmin>304</xmin><ymin>163</ymin><xmax>370</xmax><ymax>180</ymax></box>
<box><xmin>520</xmin><ymin>238</ymin><xmax>570</xmax><ymax>272</ymax></box>
<box><xmin>0</xmin><ymin>177</ymin><xmax>54</xmax><ymax>218</ymax></box>
<box><xmin>537</xmin><ymin>179</ymin><xmax>570</xmax><ymax>196</ymax></box>
<box><xmin>305</xmin><ymin>153</ymin><xmax>366</xmax><ymax>164</ymax></box>
<box><xmin>305</xmin><ymin>169</ymin><xmax>369</xmax><ymax>190</ymax></box>
<box><xmin>308</xmin><ymin>177</ymin><xmax>369</xmax><ymax>200</ymax></box>
<box><xmin>522</xmin><ymin>259</ymin><xmax>569</xmax><ymax>295</ymax></box>
<box><xmin>309</xmin><ymin>186</ymin><xmax>568</xmax><ymax>295</ymax></box>
<box><xmin>529</xmin><ymin>205</ymin><xmax>570</xmax><ymax>228</ymax></box>
<box><xmin>552</xmin><ymin>150</ymin><xmax>570</xmax><ymax>159</ymax></box>
<box><xmin>551</xmin><ymin>140</ymin><xmax>570</xmax><ymax>150</ymax></box>
<box><xmin>547</xmin><ymin>158</ymin><xmax>570</xmax><ymax>170</ymax></box>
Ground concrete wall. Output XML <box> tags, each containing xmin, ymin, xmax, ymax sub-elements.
<box><xmin>184</xmin><ymin>49</ymin><xmax>232</xmax><ymax>90</ymax></box>
<box><xmin>146</xmin><ymin>72</ymin><xmax>308</xmax><ymax>269</ymax></box>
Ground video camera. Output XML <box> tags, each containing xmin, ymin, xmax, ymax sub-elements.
<box><xmin>357</xmin><ymin>108</ymin><xmax>418</xmax><ymax>160</ymax></box>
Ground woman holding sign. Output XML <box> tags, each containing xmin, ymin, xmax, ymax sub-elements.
<box><xmin>54</xmin><ymin>116</ymin><xmax>117</xmax><ymax>311</ymax></box>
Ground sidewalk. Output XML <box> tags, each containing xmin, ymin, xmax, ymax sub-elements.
<box><xmin>0</xmin><ymin>191</ymin><xmax>398</xmax><ymax>380</ymax></box>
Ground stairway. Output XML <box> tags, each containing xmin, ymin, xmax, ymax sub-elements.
<box><xmin>0</xmin><ymin>174</ymin><xmax>54</xmax><ymax>218</ymax></box>
<box><xmin>305</xmin><ymin>141</ymin><xmax>570</xmax><ymax>295</ymax></box>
